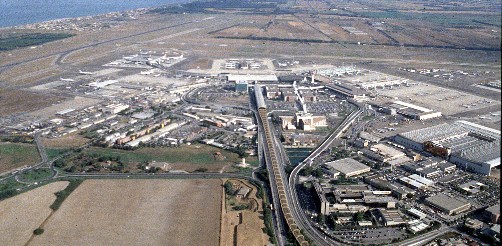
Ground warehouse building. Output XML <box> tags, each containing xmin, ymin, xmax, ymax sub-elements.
<box><xmin>425</xmin><ymin>193</ymin><xmax>470</xmax><ymax>215</ymax></box>
<box><xmin>449</xmin><ymin>141</ymin><xmax>500</xmax><ymax>175</ymax></box>
<box><xmin>391</xmin><ymin>101</ymin><xmax>442</xmax><ymax>120</ymax></box>
<box><xmin>377</xmin><ymin>209</ymin><xmax>407</xmax><ymax>226</ymax></box>
<box><xmin>324</xmin><ymin>158</ymin><xmax>371</xmax><ymax>177</ymax></box>
<box><xmin>485</xmin><ymin>204</ymin><xmax>500</xmax><ymax>224</ymax></box>
<box><xmin>393</xmin><ymin>121</ymin><xmax>500</xmax><ymax>175</ymax></box>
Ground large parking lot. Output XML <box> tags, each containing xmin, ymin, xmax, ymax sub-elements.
<box><xmin>332</xmin><ymin>227</ymin><xmax>407</xmax><ymax>244</ymax></box>
<box><xmin>374</xmin><ymin>83</ymin><xmax>499</xmax><ymax>116</ymax></box>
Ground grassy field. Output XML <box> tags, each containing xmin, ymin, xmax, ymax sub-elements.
<box><xmin>0</xmin><ymin>142</ymin><xmax>40</xmax><ymax>174</ymax></box>
<box><xmin>357</xmin><ymin>11</ymin><xmax>501</xmax><ymax>26</ymax></box>
<box><xmin>78</xmin><ymin>144</ymin><xmax>256</xmax><ymax>173</ymax></box>
<box><xmin>30</xmin><ymin>179</ymin><xmax>221</xmax><ymax>246</ymax></box>
<box><xmin>0</xmin><ymin>181</ymin><xmax>69</xmax><ymax>245</ymax></box>
<box><xmin>18</xmin><ymin>168</ymin><xmax>54</xmax><ymax>182</ymax></box>
<box><xmin>85</xmin><ymin>144</ymin><xmax>240</xmax><ymax>164</ymax></box>
<box><xmin>46</xmin><ymin>148</ymin><xmax>71</xmax><ymax>160</ymax></box>
<box><xmin>0</xmin><ymin>32</ymin><xmax>75</xmax><ymax>51</ymax></box>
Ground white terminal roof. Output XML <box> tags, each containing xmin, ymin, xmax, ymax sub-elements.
<box><xmin>393</xmin><ymin>101</ymin><xmax>432</xmax><ymax>113</ymax></box>
<box><xmin>227</xmin><ymin>74</ymin><xmax>278</xmax><ymax>82</ymax></box>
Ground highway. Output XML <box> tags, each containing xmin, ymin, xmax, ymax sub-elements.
<box><xmin>286</xmin><ymin>104</ymin><xmax>364</xmax><ymax>246</ymax></box>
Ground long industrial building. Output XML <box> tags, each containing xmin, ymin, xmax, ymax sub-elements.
<box><xmin>393</xmin><ymin>121</ymin><xmax>500</xmax><ymax>175</ymax></box>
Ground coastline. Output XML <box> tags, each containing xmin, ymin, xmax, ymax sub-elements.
<box><xmin>0</xmin><ymin>0</ymin><xmax>189</xmax><ymax>30</ymax></box>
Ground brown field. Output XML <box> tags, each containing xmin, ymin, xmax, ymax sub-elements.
<box><xmin>220</xmin><ymin>179</ymin><xmax>269</xmax><ymax>246</ymax></box>
<box><xmin>30</xmin><ymin>179</ymin><xmax>222</xmax><ymax>246</ymax></box>
<box><xmin>0</xmin><ymin>181</ymin><xmax>69</xmax><ymax>245</ymax></box>
<box><xmin>41</xmin><ymin>133</ymin><xmax>90</xmax><ymax>148</ymax></box>
<box><xmin>0</xmin><ymin>55</ymin><xmax>59</xmax><ymax>86</ymax></box>
<box><xmin>0</xmin><ymin>89</ymin><xmax>64</xmax><ymax>116</ymax></box>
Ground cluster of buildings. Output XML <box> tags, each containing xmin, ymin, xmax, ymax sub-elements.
<box><xmin>314</xmin><ymin>183</ymin><xmax>396</xmax><ymax>216</ymax></box>
<box><xmin>394</xmin><ymin>120</ymin><xmax>500</xmax><ymax>175</ymax></box>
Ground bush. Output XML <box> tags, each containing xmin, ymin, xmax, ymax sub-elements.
<box><xmin>233</xmin><ymin>204</ymin><xmax>249</xmax><ymax>210</ymax></box>
<box><xmin>193</xmin><ymin>168</ymin><xmax>208</xmax><ymax>173</ymax></box>
<box><xmin>33</xmin><ymin>228</ymin><xmax>44</xmax><ymax>235</ymax></box>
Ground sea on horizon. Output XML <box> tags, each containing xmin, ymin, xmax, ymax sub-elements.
<box><xmin>0</xmin><ymin>0</ymin><xmax>188</xmax><ymax>28</ymax></box>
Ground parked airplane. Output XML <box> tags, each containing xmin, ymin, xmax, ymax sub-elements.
<box><xmin>79</xmin><ymin>70</ymin><xmax>93</xmax><ymax>75</ymax></box>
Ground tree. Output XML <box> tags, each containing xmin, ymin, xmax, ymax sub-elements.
<box><xmin>300</xmin><ymin>166</ymin><xmax>313</xmax><ymax>176</ymax></box>
<box><xmin>53</xmin><ymin>159</ymin><xmax>66</xmax><ymax>168</ymax></box>
<box><xmin>317</xmin><ymin>214</ymin><xmax>326</xmax><ymax>225</ymax></box>
<box><xmin>406</xmin><ymin>193</ymin><xmax>414</xmax><ymax>199</ymax></box>
<box><xmin>313</xmin><ymin>168</ymin><xmax>323</xmax><ymax>178</ymax></box>
<box><xmin>224</xmin><ymin>181</ymin><xmax>235</xmax><ymax>196</ymax></box>
<box><xmin>353</xmin><ymin>211</ymin><xmax>364</xmax><ymax>222</ymax></box>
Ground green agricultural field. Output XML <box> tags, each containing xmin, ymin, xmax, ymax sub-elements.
<box><xmin>357</xmin><ymin>11</ymin><xmax>501</xmax><ymax>27</ymax></box>
<box><xmin>0</xmin><ymin>32</ymin><xmax>75</xmax><ymax>51</ymax></box>
<box><xmin>0</xmin><ymin>143</ymin><xmax>41</xmax><ymax>174</ymax></box>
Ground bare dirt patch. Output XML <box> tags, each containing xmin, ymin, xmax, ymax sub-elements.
<box><xmin>220</xmin><ymin>179</ymin><xmax>269</xmax><ymax>246</ymax></box>
<box><xmin>0</xmin><ymin>181</ymin><xmax>69</xmax><ymax>245</ymax></box>
<box><xmin>30</xmin><ymin>179</ymin><xmax>222</xmax><ymax>246</ymax></box>
<box><xmin>41</xmin><ymin>133</ymin><xmax>90</xmax><ymax>148</ymax></box>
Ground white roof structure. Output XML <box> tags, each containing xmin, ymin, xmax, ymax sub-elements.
<box><xmin>325</xmin><ymin>158</ymin><xmax>371</xmax><ymax>177</ymax></box>
<box><xmin>409</xmin><ymin>174</ymin><xmax>434</xmax><ymax>186</ymax></box>
<box><xmin>227</xmin><ymin>74</ymin><xmax>278</xmax><ymax>82</ymax></box>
